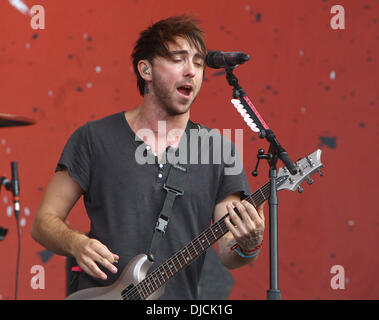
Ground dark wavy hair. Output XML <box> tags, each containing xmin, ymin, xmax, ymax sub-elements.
<box><xmin>131</xmin><ymin>15</ymin><xmax>207</xmax><ymax>96</ymax></box>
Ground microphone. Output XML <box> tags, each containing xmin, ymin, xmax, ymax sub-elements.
<box><xmin>2</xmin><ymin>162</ymin><xmax>20</xmax><ymax>218</ymax></box>
<box><xmin>11</xmin><ymin>162</ymin><xmax>20</xmax><ymax>219</ymax></box>
<box><xmin>205</xmin><ymin>50</ymin><xmax>250</xmax><ymax>69</ymax></box>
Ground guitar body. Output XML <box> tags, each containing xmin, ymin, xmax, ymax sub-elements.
<box><xmin>65</xmin><ymin>254</ymin><xmax>164</xmax><ymax>300</ymax></box>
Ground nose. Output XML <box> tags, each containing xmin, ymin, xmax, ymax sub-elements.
<box><xmin>183</xmin><ymin>61</ymin><xmax>196</xmax><ymax>78</ymax></box>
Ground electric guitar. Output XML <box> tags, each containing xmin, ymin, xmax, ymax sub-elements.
<box><xmin>66</xmin><ymin>149</ymin><xmax>324</xmax><ymax>300</ymax></box>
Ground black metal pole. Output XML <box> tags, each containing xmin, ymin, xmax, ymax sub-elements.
<box><xmin>266</xmin><ymin>155</ymin><xmax>281</xmax><ymax>300</ymax></box>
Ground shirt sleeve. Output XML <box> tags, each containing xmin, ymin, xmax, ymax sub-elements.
<box><xmin>55</xmin><ymin>123</ymin><xmax>92</xmax><ymax>194</ymax></box>
<box><xmin>215</xmin><ymin>137</ymin><xmax>251</xmax><ymax>204</ymax></box>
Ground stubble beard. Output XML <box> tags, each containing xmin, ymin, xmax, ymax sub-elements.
<box><xmin>151</xmin><ymin>78</ymin><xmax>198</xmax><ymax>116</ymax></box>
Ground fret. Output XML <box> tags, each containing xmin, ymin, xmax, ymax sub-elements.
<box><xmin>219</xmin><ymin>219</ymin><xmax>228</xmax><ymax>234</ymax></box>
<box><xmin>259</xmin><ymin>188</ymin><xmax>266</xmax><ymax>200</ymax></box>
<box><xmin>209</xmin><ymin>226</ymin><xmax>217</xmax><ymax>241</ymax></box>
<box><xmin>185</xmin><ymin>247</ymin><xmax>192</xmax><ymax>262</ymax></box>
<box><xmin>198</xmin><ymin>233</ymin><xmax>209</xmax><ymax>250</ymax></box>
<box><xmin>138</xmin><ymin>281</ymin><xmax>149</xmax><ymax>299</ymax></box>
<box><xmin>158</xmin><ymin>267</ymin><xmax>168</xmax><ymax>282</ymax></box>
<box><xmin>144</xmin><ymin>277</ymin><xmax>155</xmax><ymax>293</ymax></box>
<box><xmin>165</xmin><ymin>259</ymin><xmax>175</xmax><ymax>276</ymax></box>
<box><xmin>191</xmin><ymin>240</ymin><xmax>198</xmax><ymax>256</ymax></box>
<box><xmin>180</xmin><ymin>250</ymin><xmax>188</xmax><ymax>264</ymax></box>
<box><xmin>175</xmin><ymin>253</ymin><xmax>183</xmax><ymax>269</ymax></box>
<box><xmin>204</xmin><ymin>233</ymin><xmax>211</xmax><ymax>246</ymax></box>
<box><xmin>151</xmin><ymin>272</ymin><xmax>161</xmax><ymax>287</ymax></box>
<box><xmin>213</xmin><ymin>224</ymin><xmax>221</xmax><ymax>238</ymax></box>
<box><xmin>144</xmin><ymin>278</ymin><xmax>152</xmax><ymax>297</ymax></box>
<box><xmin>136</xmin><ymin>286</ymin><xmax>145</xmax><ymax>300</ymax></box>
<box><xmin>248</xmin><ymin>196</ymin><xmax>257</xmax><ymax>207</ymax></box>
<box><xmin>186</xmin><ymin>243</ymin><xmax>194</xmax><ymax>258</ymax></box>
<box><xmin>195</xmin><ymin>239</ymin><xmax>203</xmax><ymax>255</ymax></box>
<box><xmin>263</xmin><ymin>186</ymin><xmax>270</xmax><ymax>201</ymax></box>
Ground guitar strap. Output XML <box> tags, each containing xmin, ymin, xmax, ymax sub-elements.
<box><xmin>147</xmin><ymin>121</ymin><xmax>199</xmax><ymax>262</ymax></box>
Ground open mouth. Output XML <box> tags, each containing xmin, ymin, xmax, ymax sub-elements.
<box><xmin>177</xmin><ymin>85</ymin><xmax>193</xmax><ymax>97</ymax></box>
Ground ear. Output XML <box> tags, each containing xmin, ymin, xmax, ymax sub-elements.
<box><xmin>137</xmin><ymin>60</ymin><xmax>152</xmax><ymax>81</ymax></box>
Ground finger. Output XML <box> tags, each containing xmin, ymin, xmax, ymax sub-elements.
<box><xmin>232</xmin><ymin>201</ymin><xmax>256</xmax><ymax>231</ymax></box>
<box><xmin>83</xmin><ymin>240</ymin><xmax>118</xmax><ymax>274</ymax></box>
<box><xmin>224</xmin><ymin>216</ymin><xmax>241</xmax><ymax>240</ymax></box>
<box><xmin>80</xmin><ymin>257</ymin><xmax>108</xmax><ymax>280</ymax></box>
<box><xmin>90</xmin><ymin>245</ymin><xmax>118</xmax><ymax>274</ymax></box>
<box><xmin>92</xmin><ymin>252</ymin><xmax>118</xmax><ymax>274</ymax></box>
<box><xmin>226</xmin><ymin>203</ymin><xmax>248</xmax><ymax>235</ymax></box>
<box><xmin>240</xmin><ymin>200</ymin><xmax>264</xmax><ymax>227</ymax></box>
<box><xmin>91</xmin><ymin>241</ymin><xmax>118</xmax><ymax>263</ymax></box>
<box><xmin>88</xmin><ymin>240</ymin><xmax>118</xmax><ymax>264</ymax></box>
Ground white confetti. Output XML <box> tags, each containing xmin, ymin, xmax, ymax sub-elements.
<box><xmin>20</xmin><ymin>218</ymin><xmax>26</xmax><ymax>227</ymax></box>
<box><xmin>299</xmin><ymin>50</ymin><xmax>304</xmax><ymax>56</ymax></box>
<box><xmin>5</xmin><ymin>147</ymin><xmax>11</xmax><ymax>154</ymax></box>
<box><xmin>6</xmin><ymin>206</ymin><xmax>13</xmax><ymax>217</ymax></box>
<box><xmin>95</xmin><ymin>66</ymin><xmax>101</xmax><ymax>73</ymax></box>
<box><xmin>301</xmin><ymin>106</ymin><xmax>306</xmax><ymax>113</ymax></box>
<box><xmin>1</xmin><ymin>139</ymin><xmax>6</xmax><ymax>145</ymax></box>
<box><xmin>330</xmin><ymin>70</ymin><xmax>336</xmax><ymax>80</ymax></box>
<box><xmin>24</xmin><ymin>207</ymin><xmax>30</xmax><ymax>216</ymax></box>
<box><xmin>347</xmin><ymin>220</ymin><xmax>355</xmax><ymax>227</ymax></box>
<box><xmin>48</xmin><ymin>90</ymin><xmax>53</xmax><ymax>96</ymax></box>
<box><xmin>2</xmin><ymin>197</ymin><xmax>8</xmax><ymax>204</ymax></box>
<box><xmin>87</xmin><ymin>82</ymin><xmax>93</xmax><ymax>88</ymax></box>
<box><xmin>25</xmin><ymin>43</ymin><xmax>31</xmax><ymax>49</ymax></box>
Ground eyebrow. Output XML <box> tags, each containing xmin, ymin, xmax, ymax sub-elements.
<box><xmin>169</xmin><ymin>50</ymin><xmax>205</xmax><ymax>60</ymax></box>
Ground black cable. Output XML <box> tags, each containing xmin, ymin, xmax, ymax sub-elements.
<box><xmin>14</xmin><ymin>211</ymin><xmax>21</xmax><ymax>300</ymax></box>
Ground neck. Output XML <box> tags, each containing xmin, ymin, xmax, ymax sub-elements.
<box><xmin>125</xmin><ymin>98</ymin><xmax>190</xmax><ymax>155</ymax></box>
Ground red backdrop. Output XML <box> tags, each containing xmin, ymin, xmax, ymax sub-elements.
<box><xmin>0</xmin><ymin>0</ymin><xmax>377</xmax><ymax>300</ymax></box>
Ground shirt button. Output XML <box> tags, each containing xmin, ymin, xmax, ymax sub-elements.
<box><xmin>158</xmin><ymin>173</ymin><xmax>163</xmax><ymax>179</ymax></box>
<box><xmin>159</xmin><ymin>164</ymin><xmax>163</xmax><ymax>169</ymax></box>
<box><xmin>146</xmin><ymin>145</ymin><xmax>151</xmax><ymax>151</ymax></box>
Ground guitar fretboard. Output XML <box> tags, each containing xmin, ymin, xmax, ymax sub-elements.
<box><xmin>129</xmin><ymin>180</ymin><xmax>271</xmax><ymax>300</ymax></box>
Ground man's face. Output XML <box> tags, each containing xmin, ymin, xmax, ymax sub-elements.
<box><xmin>149</xmin><ymin>37</ymin><xmax>205</xmax><ymax>116</ymax></box>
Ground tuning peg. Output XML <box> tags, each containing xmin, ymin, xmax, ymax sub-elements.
<box><xmin>297</xmin><ymin>186</ymin><xmax>304</xmax><ymax>193</ymax></box>
<box><xmin>307</xmin><ymin>177</ymin><xmax>314</xmax><ymax>185</ymax></box>
<box><xmin>318</xmin><ymin>169</ymin><xmax>323</xmax><ymax>177</ymax></box>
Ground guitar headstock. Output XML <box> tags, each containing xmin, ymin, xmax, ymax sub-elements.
<box><xmin>276</xmin><ymin>149</ymin><xmax>324</xmax><ymax>193</ymax></box>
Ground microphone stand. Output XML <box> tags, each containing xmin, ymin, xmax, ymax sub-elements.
<box><xmin>225</xmin><ymin>67</ymin><xmax>297</xmax><ymax>300</ymax></box>
<box><xmin>1</xmin><ymin>162</ymin><xmax>21</xmax><ymax>300</ymax></box>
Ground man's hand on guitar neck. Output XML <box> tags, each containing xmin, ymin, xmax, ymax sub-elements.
<box><xmin>214</xmin><ymin>193</ymin><xmax>265</xmax><ymax>269</ymax></box>
<box><xmin>225</xmin><ymin>200</ymin><xmax>265</xmax><ymax>252</ymax></box>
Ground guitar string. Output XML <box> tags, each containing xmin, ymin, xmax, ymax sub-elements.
<box><xmin>121</xmin><ymin>198</ymin><xmax>268</xmax><ymax>299</ymax></box>
<box><xmin>121</xmin><ymin>217</ymin><xmax>229</xmax><ymax>300</ymax></box>
<box><xmin>121</xmin><ymin>183</ymin><xmax>271</xmax><ymax>299</ymax></box>
<box><xmin>121</xmin><ymin>184</ymin><xmax>271</xmax><ymax>300</ymax></box>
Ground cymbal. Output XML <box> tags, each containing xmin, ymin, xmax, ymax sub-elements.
<box><xmin>0</xmin><ymin>113</ymin><xmax>36</xmax><ymax>128</ymax></box>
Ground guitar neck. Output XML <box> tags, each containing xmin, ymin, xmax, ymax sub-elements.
<box><xmin>134</xmin><ymin>181</ymin><xmax>270</xmax><ymax>300</ymax></box>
